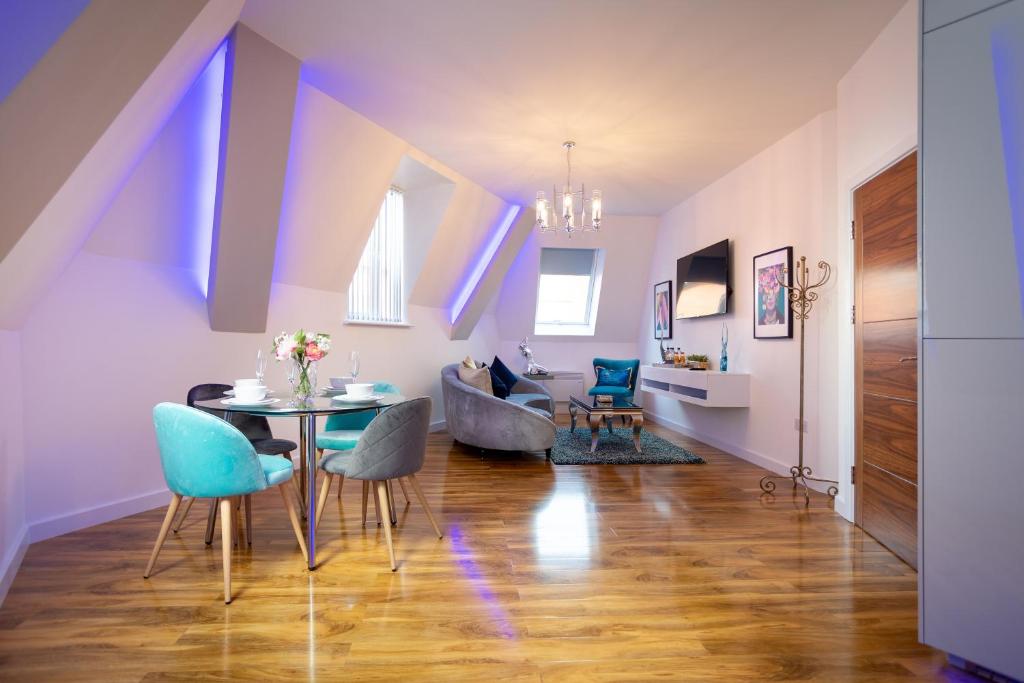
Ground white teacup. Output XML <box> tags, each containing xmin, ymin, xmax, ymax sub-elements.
<box><xmin>234</xmin><ymin>384</ymin><xmax>267</xmax><ymax>402</ymax></box>
<box><xmin>235</xmin><ymin>378</ymin><xmax>261</xmax><ymax>387</ymax></box>
<box><xmin>330</xmin><ymin>376</ymin><xmax>352</xmax><ymax>389</ymax></box>
<box><xmin>346</xmin><ymin>383</ymin><xmax>374</xmax><ymax>398</ymax></box>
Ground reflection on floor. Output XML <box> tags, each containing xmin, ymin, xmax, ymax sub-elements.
<box><xmin>0</xmin><ymin>417</ymin><xmax>964</xmax><ymax>681</ymax></box>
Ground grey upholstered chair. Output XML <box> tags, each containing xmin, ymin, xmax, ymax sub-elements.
<box><xmin>315</xmin><ymin>397</ymin><xmax>442</xmax><ymax>571</ymax></box>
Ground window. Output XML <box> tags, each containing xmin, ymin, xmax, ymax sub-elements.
<box><xmin>534</xmin><ymin>247</ymin><xmax>604</xmax><ymax>336</ymax></box>
<box><xmin>347</xmin><ymin>187</ymin><xmax>405</xmax><ymax>324</ymax></box>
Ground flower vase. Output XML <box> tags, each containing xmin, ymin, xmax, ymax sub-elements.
<box><xmin>291</xmin><ymin>359</ymin><xmax>318</xmax><ymax>401</ymax></box>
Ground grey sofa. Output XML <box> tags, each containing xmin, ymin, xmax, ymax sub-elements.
<box><xmin>441</xmin><ymin>364</ymin><xmax>556</xmax><ymax>454</ymax></box>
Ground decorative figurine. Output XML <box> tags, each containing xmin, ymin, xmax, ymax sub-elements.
<box><xmin>519</xmin><ymin>337</ymin><xmax>549</xmax><ymax>375</ymax></box>
<box><xmin>720</xmin><ymin>323</ymin><xmax>729</xmax><ymax>372</ymax></box>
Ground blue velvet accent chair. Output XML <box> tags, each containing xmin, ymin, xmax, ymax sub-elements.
<box><xmin>316</xmin><ymin>397</ymin><xmax>442</xmax><ymax>571</ymax></box>
<box><xmin>588</xmin><ymin>358</ymin><xmax>641</xmax><ymax>401</ymax></box>
<box><xmin>145</xmin><ymin>403</ymin><xmax>308</xmax><ymax>603</ymax></box>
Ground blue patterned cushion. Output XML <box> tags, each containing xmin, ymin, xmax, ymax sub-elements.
<box><xmin>596</xmin><ymin>366</ymin><xmax>631</xmax><ymax>387</ymax></box>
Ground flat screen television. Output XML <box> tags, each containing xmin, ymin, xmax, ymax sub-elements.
<box><xmin>675</xmin><ymin>239</ymin><xmax>730</xmax><ymax>319</ymax></box>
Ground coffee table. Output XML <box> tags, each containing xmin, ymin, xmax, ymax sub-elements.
<box><xmin>568</xmin><ymin>395</ymin><xmax>644</xmax><ymax>453</ymax></box>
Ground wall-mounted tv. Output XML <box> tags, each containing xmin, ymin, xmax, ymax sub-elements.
<box><xmin>675</xmin><ymin>239</ymin><xmax>730</xmax><ymax>319</ymax></box>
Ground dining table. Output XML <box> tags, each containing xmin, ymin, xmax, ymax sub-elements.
<box><xmin>194</xmin><ymin>390</ymin><xmax>406</xmax><ymax>570</ymax></box>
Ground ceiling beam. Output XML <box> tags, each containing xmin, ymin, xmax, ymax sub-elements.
<box><xmin>449</xmin><ymin>207</ymin><xmax>533</xmax><ymax>340</ymax></box>
<box><xmin>0</xmin><ymin>0</ymin><xmax>243</xmax><ymax>330</ymax></box>
<box><xmin>206</xmin><ymin>24</ymin><xmax>299</xmax><ymax>332</ymax></box>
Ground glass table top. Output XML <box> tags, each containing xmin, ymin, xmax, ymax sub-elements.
<box><xmin>194</xmin><ymin>390</ymin><xmax>406</xmax><ymax>416</ymax></box>
<box><xmin>569</xmin><ymin>394</ymin><xmax>639</xmax><ymax>412</ymax></box>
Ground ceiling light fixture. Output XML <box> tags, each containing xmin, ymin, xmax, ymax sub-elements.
<box><xmin>536</xmin><ymin>141</ymin><xmax>602</xmax><ymax>236</ymax></box>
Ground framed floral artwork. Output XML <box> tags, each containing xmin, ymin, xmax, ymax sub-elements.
<box><xmin>753</xmin><ymin>247</ymin><xmax>793</xmax><ymax>339</ymax></box>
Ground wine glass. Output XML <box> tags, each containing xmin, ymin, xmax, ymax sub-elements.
<box><xmin>350</xmin><ymin>351</ymin><xmax>360</xmax><ymax>383</ymax></box>
<box><xmin>255</xmin><ymin>348</ymin><xmax>267</xmax><ymax>385</ymax></box>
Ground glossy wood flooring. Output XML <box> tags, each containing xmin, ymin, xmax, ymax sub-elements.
<box><xmin>0</xmin><ymin>418</ymin><xmax>969</xmax><ymax>681</ymax></box>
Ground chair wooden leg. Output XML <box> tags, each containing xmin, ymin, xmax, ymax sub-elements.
<box><xmin>375</xmin><ymin>481</ymin><xmax>397</xmax><ymax>571</ymax></box>
<box><xmin>361</xmin><ymin>480</ymin><xmax>369</xmax><ymax>526</ymax></box>
<box><xmin>397</xmin><ymin>477</ymin><xmax>411</xmax><ymax>505</ymax></box>
<box><xmin>204</xmin><ymin>498</ymin><xmax>219</xmax><ymax>545</ymax></box>
<box><xmin>233</xmin><ymin>497</ymin><xmax>243</xmax><ymax>548</ymax></box>
<box><xmin>371</xmin><ymin>481</ymin><xmax>382</xmax><ymax>526</ymax></box>
<box><xmin>219</xmin><ymin>498</ymin><xmax>233</xmax><ymax>604</ymax></box>
<box><xmin>315</xmin><ymin>473</ymin><xmax>334</xmax><ymax>529</ymax></box>
<box><xmin>279</xmin><ymin>484</ymin><xmax>309</xmax><ymax>562</ymax></box>
<box><xmin>336</xmin><ymin>473</ymin><xmax>344</xmax><ymax>499</ymax></box>
<box><xmin>172</xmin><ymin>496</ymin><xmax>195</xmax><ymax>533</ymax></box>
<box><xmin>144</xmin><ymin>494</ymin><xmax>182</xmax><ymax>578</ymax></box>
<box><xmin>244</xmin><ymin>495</ymin><xmax>253</xmax><ymax>547</ymax></box>
<box><xmin>408</xmin><ymin>474</ymin><xmax>443</xmax><ymax>539</ymax></box>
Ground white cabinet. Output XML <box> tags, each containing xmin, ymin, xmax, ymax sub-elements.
<box><xmin>523</xmin><ymin>371</ymin><xmax>584</xmax><ymax>408</ymax></box>
<box><xmin>638</xmin><ymin>365</ymin><xmax>750</xmax><ymax>408</ymax></box>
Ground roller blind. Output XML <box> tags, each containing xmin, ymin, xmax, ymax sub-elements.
<box><xmin>347</xmin><ymin>187</ymin><xmax>405</xmax><ymax>323</ymax></box>
<box><xmin>539</xmin><ymin>247</ymin><xmax>596</xmax><ymax>276</ymax></box>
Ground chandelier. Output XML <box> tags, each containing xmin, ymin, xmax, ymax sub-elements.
<box><xmin>536</xmin><ymin>141</ymin><xmax>602</xmax><ymax>235</ymax></box>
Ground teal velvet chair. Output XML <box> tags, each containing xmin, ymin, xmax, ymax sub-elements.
<box><xmin>145</xmin><ymin>403</ymin><xmax>308</xmax><ymax>603</ymax></box>
<box><xmin>315</xmin><ymin>382</ymin><xmax>403</xmax><ymax>515</ymax></box>
<box><xmin>588</xmin><ymin>358</ymin><xmax>641</xmax><ymax>401</ymax></box>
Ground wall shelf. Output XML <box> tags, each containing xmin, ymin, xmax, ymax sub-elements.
<box><xmin>639</xmin><ymin>364</ymin><xmax>750</xmax><ymax>408</ymax></box>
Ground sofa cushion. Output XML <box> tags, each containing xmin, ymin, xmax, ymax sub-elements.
<box><xmin>595</xmin><ymin>366</ymin><xmax>631</xmax><ymax>387</ymax></box>
<box><xmin>508</xmin><ymin>393</ymin><xmax>550</xmax><ymax>409</ymax></box>
<box><xmin>490</xmin><ymin>356</ymin><xmax>519</xmax><ymax>392</ymax></box>
<box><xmin>484</xmin><ymin>363</ymin><xmax>510</xmax><ymax>399</ymax></box>
<box><xmin>458</xmin><ymin>364</ymin><xmax>493</xmax><ymax>395</ymax></box>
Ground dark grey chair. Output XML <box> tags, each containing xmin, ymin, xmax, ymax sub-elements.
<box><xmin>315</xmin><ymin>397</ymin><xmax>442</xmax><ymax>571</ymax></box>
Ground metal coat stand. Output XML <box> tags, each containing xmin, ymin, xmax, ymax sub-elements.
<box><xmin>759</xmin><ymin>256</ymin><xmax>838</xmax><ymax>504</ymax></box>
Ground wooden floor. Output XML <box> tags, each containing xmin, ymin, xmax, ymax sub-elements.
<box><xmin>0</xmin><ymin>418</ymin><xmax>971</xmax><ymax>682</ymax></box>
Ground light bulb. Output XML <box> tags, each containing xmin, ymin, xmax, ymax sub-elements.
<box><xmin>591</xmin><ymin>189</ymin><xmax>602</xmax><ymax>226</ymax></box>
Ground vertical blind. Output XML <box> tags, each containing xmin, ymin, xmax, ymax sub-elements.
<box><xmin>347</xmin><ymin>187</ymin><xmax>405</xmax><ymax>323</ymax></box>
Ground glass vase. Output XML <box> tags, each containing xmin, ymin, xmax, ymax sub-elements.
<box><xmin>291</xmin><ymin>359</ymin><xmax>318</xmax><ymax>401</ymax></box>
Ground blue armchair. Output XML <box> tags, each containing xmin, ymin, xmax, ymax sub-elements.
<box><xmin>588</xmin><ymin>358</ymin><xmax>640</xmax><ymax>401</ymax></box>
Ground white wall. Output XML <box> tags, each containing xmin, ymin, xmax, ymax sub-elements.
<box><xmin>0</xmin><ymin>330</ymin><xmax>27</xmax><ymax>603</ymax></box>
<box><xmin>495</xmin><ymin>215</ymin><xmax>658</xmax><ymax>386</ymax></box>
<box><xmin>637</xmin><ymin>111</ymin><xmax>839</xmax><ymax>484</ymax></box>
<box><xmin>833</xmin><ymin>0</ymin><xmax>918</xmax><ymax>519</ymax></box>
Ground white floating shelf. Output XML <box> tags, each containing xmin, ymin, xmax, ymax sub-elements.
<box><xmin>639</xmin><ymin>364</ymin><xmax>750</xmax><ymax>408</ymax></box>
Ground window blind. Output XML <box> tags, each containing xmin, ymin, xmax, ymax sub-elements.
<box><xmin>347</xmin><ymin>187</ymin><xmax>405</xmax><ymax>323</ymax></box>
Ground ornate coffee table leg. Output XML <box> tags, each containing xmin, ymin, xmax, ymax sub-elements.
<box><xmin>569</xmin><ymin>403</ymin><xmax>577</xmax><ymax>433</ymax></box>
<box><xmin>605</xmin><ymin>415</ymin><xmax>613</xmax><ymax>435</ymax></box>
<box><xmin>632</xmin><ymin>413</ymin><xmax>643</xmax><ymax>453</ymax></box>
<box><xmin>588</xmin><ymin>414</ymin><xmax>601</xmax><ymax>453</ymax></box>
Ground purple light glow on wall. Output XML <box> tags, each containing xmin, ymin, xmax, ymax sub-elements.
<box><xmin>193</xmin><ymin>41</ymin><xmax>228</xmax><ymax>297</ymax></box>
<box><xmin>449</xmin><ymin>204</ymin><xmax>522</xmax><ymax>325</ymax></box>
<box><xmin>992</xmin><ymin>30</ymin><xmax>1024</xmax><ymax>319</ymax></box>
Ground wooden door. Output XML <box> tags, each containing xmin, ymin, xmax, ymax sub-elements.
<box><xmin>854</xmin><ymin>151</ymin><xmax>918</xmax><ymax>569</ymax></box>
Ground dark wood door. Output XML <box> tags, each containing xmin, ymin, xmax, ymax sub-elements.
<box><xmin>854</xmin><ymin>151</ymin><xmax>918</xmax><ymax>569</ymax></box>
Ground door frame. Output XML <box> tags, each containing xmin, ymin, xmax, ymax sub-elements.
<box><xmin>836</xmin><ymin>135</ymin><xmax>918</xmax><ymax>524</ymax></box>
<box><xmin>852</xmin><ymin>149</ymin><xmax>918</xmax><ymax>527</ymax></box>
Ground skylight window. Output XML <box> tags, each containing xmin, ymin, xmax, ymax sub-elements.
<box><xmin>534</xmin><ymin>247</ymin><xmax>604</xmax><ymax>336</ymax></box>
<box><xmin>347</xmin><ymin>187</ymin><xmax>406</xmax><ymax>324</ymax></box>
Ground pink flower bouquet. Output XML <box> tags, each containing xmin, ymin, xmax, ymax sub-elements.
<box><xmin>273</xmin><ymin>329</ymin><xmax>331</xmax><ymax>400</ymax></box>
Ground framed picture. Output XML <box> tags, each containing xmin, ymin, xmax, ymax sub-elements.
<box><xmin>654</xmin><ymin>280</ymin><xmax>673</xmax><ymax>339</ymax></box>
<box><xmin>753</xmin><ymin>247</ymin><xmax>793</xmax><ymax>339</ymax></box>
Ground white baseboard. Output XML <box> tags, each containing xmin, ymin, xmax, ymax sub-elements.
<box><xmin>0</xmin><ymin>526</ymin><xmax>28</xmax><ymax>607</ymax></box>
<box><xmin>644</xmin><ymin>411</ymin><xmax>835</xmax><ymax>495</ymax></box>
<box><xmin>29</xmin><ymin>487</ymin><xmax>171</xmax><ymax>544</ymax></box>
<box><xmin>429</xmin><ymin>419</ymin><xmax>447</xmax><ymax>433</ymax></box>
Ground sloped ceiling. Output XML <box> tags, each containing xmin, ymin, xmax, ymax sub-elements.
<box><xmin>241</xmin><ymin>0</ymin><xmax>905</xmax><ymax>215</ymax></box>
<box><xmin>0</xmin><ymin>0</ymin><xmax>243</xmax><ymax>330</ymax></box>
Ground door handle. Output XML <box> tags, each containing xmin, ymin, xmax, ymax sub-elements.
<box><xmin>898</xmin><ymin>356</ymin><xmax>917</xmax><ymax>363</ymax></box>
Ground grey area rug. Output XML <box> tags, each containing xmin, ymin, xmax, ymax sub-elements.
<box><xmin>550</xmin><ymin>426</ymin><xmax>705</xmax><ymax>465</ymax></box>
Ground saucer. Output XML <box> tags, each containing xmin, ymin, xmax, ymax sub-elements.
<box><xmin>221</xmin><ymin>397</ymin><xmax>279</xmax><ymax>406</ymax></box>
<box><xmin>331</xmin><ymin>393</ymin><xmax>382</xmax><ymax>404</ymax></box>
<box><xmin>224</xmin><ymin>389</ymin><xmax>274</xmax><ymax>397</ymax></box>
